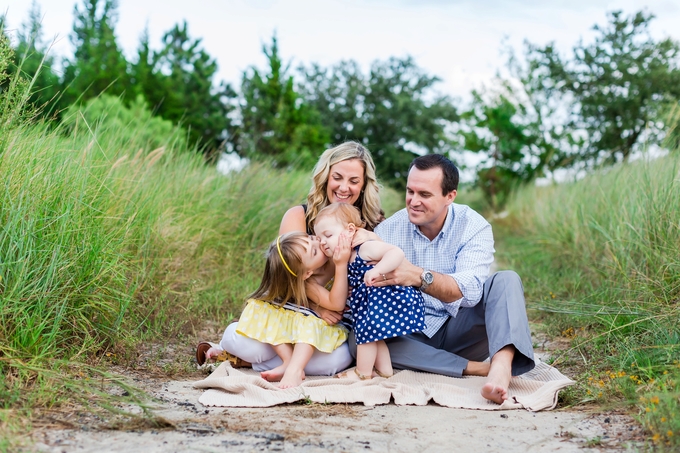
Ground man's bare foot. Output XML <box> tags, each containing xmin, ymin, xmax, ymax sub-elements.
<box><xmin>278</xmin><ymin>367</ymin><xmax>305</xmax><ymax>389</ymax></box>
<box><xmin>481</xmin><ymin>346</ymin><xmax>514</xmax><ymax>404</ymax></box>
<box><xmin>260</xmin><ymin>363</ymin><xmax>287</xmax><ymax>382</ymax></box>
<box><xmin>481</xmin><ymin>383</ymin><xmax>508</xmax><ymax>404</ymax></box>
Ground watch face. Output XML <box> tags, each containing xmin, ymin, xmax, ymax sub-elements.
<box><xmin>423</xmin><ymin>271</ymin><xmax>434</xmax><ymax>284</ymax></box>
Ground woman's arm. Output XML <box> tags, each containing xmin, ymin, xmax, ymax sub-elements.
<box><xmin>279</xmin><ymin>205</ymin><xmax>307</xmax><ymax>235</ymax></box>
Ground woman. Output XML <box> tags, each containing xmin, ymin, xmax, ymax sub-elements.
<box><xmin>198</xmin><ymin>141</ymin><xmax>383</xmax><ymax>375</ymax></box>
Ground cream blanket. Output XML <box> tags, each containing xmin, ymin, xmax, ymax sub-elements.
<box><xmin>193</xmin><ymin>360</ymin><xmax>573</xmax><ymax>411</ymax></box>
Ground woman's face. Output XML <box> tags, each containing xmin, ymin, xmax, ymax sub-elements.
<box><xmin>326</xmin><ymin>159</ymin><xmax>365</xmax><ymax>206</ymax></box>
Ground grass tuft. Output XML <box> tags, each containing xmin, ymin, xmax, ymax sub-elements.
<box><xmin>496</xmin><ymin>151</ymin><xmax>680</xmax><ymax>446</ymax></box>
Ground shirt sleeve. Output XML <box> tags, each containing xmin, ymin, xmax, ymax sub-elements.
<box><xmin>446</xmin><ymin>221</ymin><xmax>495</xmax><ymax>310</ymax></box>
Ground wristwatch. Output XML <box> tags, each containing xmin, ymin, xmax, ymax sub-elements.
<box><xmin>420</xmin><ymin>269</ymin><xmax>434</xmax><ymax>292</ymax></box>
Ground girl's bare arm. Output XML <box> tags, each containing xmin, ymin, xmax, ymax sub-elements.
<box><xmin>327</xmin><ymin>233</ymin><xmax>351</xmax><ymax>311</ymax></box>
<box><xmin>305</xmin><ymin>280</ymin><xmax>343</xmax><ymax>325</ymax></box>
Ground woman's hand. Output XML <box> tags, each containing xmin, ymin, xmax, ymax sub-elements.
<box><xmin>333</xmin><ymin>233</ymin><xmax>351</xmax><ymax>265</ymax></box>
<box><xmin>314</xmin><ymin>306</ymin><xmax>343</xmax><ymax>325</ymax></box>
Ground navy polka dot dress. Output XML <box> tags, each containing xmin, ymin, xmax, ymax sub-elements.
<box><xmin>348</xmin><ymin>246</ymin><xmax>425</xmax><ymax>345</ymax></box>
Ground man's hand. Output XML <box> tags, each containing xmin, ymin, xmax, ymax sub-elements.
<box><xmin>370</xmin><ymin>258</ymin><xmax>422</xmax><ymax>288</ymax></box>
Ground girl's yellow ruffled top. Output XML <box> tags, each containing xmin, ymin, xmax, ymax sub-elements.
<box><xmin>236</xmin><ymin>299</ymin><xmax>348</xmax><ymax>353</ymax></box>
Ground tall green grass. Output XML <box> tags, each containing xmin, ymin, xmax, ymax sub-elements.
<box><xmin>0</xmin><ymin>78</ymin><xmax>402</xmax><ymax>451</ymax></box>
<box><xmin>496</xmin><ymin>152</ymin><xmax>680</xmax><ymax>448</ymax></box>
<box><xmin>1</xmin><ymin>100</ymin><xmax>314</xmax><ymax>361</ymax></box>
<box><xmin>0</xmin><ymin>87</ymin><xmax>323</xmax><ymax>447</ymax></box>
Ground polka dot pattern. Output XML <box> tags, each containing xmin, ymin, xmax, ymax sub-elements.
<box><xmin>348</xmin><ymin>248</ymin><xmax>425</xmax><ymax>345</ymax></box>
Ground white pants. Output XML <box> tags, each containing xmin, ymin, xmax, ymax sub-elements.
<box><xmin>219</xmin><ymin>322</ymin><xmax>353</xmax><ymax>376</ymax></box>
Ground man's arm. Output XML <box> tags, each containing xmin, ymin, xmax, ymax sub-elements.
<box><xmin>373</xmin><ymin>207</ymin><xmax>494</xmax><ymax>307</ymax></box>
<box><xmin>370</xmin><ymin>256</ymin><xmax>463</xmax><ymax>302</ymax></box>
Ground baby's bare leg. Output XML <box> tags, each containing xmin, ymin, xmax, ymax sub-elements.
<box><xmin>373</xmin><ymin>340</ymin><xmax>393</xmax><ymax>377</ymax></box>
<box><xmin>339</xmin><ymin>342</ymin><xmax>377</xmax><ymax>381</ymax></box>
<box><xmin>279</xmin><ymin>343</ymin><xmax>314</xmax><ymax>389</ymax></box>
<box><xmin>261</xmin><ymin>343</ymin><xmax>292</xmax><ymax>382</ymax></box>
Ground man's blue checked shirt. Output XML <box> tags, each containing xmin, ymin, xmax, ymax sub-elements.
<box><xmin>375</xmin><ymin>204</ymin><xmax>495</xmax><ymax>338</ymax></box>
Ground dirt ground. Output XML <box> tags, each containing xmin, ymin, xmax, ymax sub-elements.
<box><xmin>25</xmin><ymin>330</ymin><xmax>647</xmax><ymax>453</ymax></box>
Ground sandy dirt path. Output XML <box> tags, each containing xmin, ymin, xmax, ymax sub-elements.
<box><xmin>27</xmin><ymin>322</ymin><xmax>645</xmax><ymax>453</ymax></box>
<box><xmin>31</xmin><ymin>367</ymin><xmax>644</xmax><ymax>453</ymax></box>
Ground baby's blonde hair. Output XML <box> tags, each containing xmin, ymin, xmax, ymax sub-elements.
<box><xmin>315</xmin><ymin>203</ymin><xmax>366</xmax><ymax>229</ymax></box>
<box><xmin>249</xmin><ymin>232</ymin><xmax>311</xmax><ymax>307</ymax></box>
<box><xmin>305</xmin><ymin>142</ymin><xmax>382</xmax><ymax>232</ymax></box>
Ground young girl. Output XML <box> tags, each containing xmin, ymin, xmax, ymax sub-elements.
<box><xmin>314</xmin><ymin>203</ymin><xmax>425</xmax><ymax>380</ymax></box>
<box><xmin>203</xmin><ymin>232</ymin><xmax>349</xmax><ymax>389</ymax></box>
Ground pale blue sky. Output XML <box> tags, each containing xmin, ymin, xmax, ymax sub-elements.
<box><xmin>2</xmin><ymin>0</ymin><xmax>679</xmax><ymax>99</ymax></box>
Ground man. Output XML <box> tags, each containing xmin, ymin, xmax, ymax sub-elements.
<box><xmin>366</xmin><ymin>154</ymin><xmax>535</xmax><ymax>404</ymax></box>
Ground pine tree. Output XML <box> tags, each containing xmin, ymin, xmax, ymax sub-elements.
<box><xmin>135</xmin><ymin>21</ymin><xmax>235</xmax><ymax>154</ymax></box>
<box><xmin>237</xmin><ymin>34</ymin><xmax>328</xmax><ymax>168</ymax></box>
<box><xmin>61</xmin><ymin>0</ymin><xmax>131</xmax><ymax>106</ymax></box>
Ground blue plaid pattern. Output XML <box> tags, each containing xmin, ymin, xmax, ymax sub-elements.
<box><xmin>375</xmin><ymin>204</ymin><xmax>495</xmax><ymax>338</ymax></box>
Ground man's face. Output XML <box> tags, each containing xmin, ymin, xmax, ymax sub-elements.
<box><xmin>406</xmin><ymin>167</ymin><xmax>456</xmax><ymax>232</ymax></box>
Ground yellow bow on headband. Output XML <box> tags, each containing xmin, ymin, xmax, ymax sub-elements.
<box><xmin>276</xmin><ymin>235</ymin><xmax>297</xmax><ymax>277</ymax></box>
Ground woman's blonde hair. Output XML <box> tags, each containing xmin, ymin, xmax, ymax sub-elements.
<box><xmin>315</xmin><ymin>203</ymin><xmax>366</xmax><ymax>230</ymax></box>
<box><xmin>249</xmin><ymin>232</ymin><xmax>311</xmax><ymax>307</ymax></box>
<box><xmin>305</xmin><ymin>141</ymin><xmax>383</xmax><ymax>232</ymax></box>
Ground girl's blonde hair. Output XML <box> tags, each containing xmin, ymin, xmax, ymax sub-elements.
<box><xmin>249</xmin><ymin>232</ymin><xmax>311</xmax><ymax>307</ymax></box>
<box><xmin>315</xmin><ymin>203</ymin><xmax>366</xmax><ymax>230</ymax></box>
<box><xmin>305</xmin><ymin>141</ymin><xmax>383</xmax><ymax>232</ymax></box>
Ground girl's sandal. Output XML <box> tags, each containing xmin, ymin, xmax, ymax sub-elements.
<box><xmin>373</xmin><ymin>367</ymin><xmax>393</xmax><ymax>379</ymax></box>
<box><xmin>334</xmin><ymin>367</ymin><xmax>371</xmax><ymax>380</ymax></box>
<box><xmin>195</xmin><ymin>341</ymin><xmax>251</xmax><ymax>368</ymax></box>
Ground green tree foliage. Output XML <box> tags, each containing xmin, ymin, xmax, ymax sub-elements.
<box><xmin>235</xmin><ymin>35</ymin><xmax>328</xmax><ymax>168</ymax></box>
<box><xmin>299</xmin><ymin>57</ymin><xmax>458</xmax><ymax>188</ymax></box>
<box><xmin>61</xmin><ymin>0</ymin><xmax>131</xmax><ymax>106</ymax></box>
<box><xmin>3</xmin><ymin>2</ymin><xmax>61</xmax><ymax>117</ymax></box>
<box><xmin>461</xmin><ymin>90</ymin><xmax>537</xmax><ymax>209</ymax></box>
<box><xmin>527</xmin><ymin>10</ymin><xmax>680</xmax><ymax>164</ymax></box>
<box><xmin>134</xmin><ymin>21</ymin><xmax>235</xmax><ymax>154</ymax></box>
<box><xmin>0</xmin><ymin>22</ymin><xmax>32</xmax><ymax>130</ymax></box>
<box><xmin>460</xmin><ymin>48</ymin><xmax>584</xmax><ymax>208</ymax></box>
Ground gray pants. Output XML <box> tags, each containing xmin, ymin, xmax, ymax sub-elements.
<box><xmin>348</xmin><ymin>271</ymin><xmax>535</xmax><ymax>378</ymax></box>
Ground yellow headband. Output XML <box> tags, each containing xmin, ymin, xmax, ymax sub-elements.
<box><xmin>276</xmin><ymin>235</ymin><xmax>297</xmax><ymax>277</ymax></box>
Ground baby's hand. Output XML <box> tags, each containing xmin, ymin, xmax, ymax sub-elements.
<box><xmin>333</xmin><ymin>233</ymin><xmax>351</xmax><ymax>265</ymax></box>
<box><xmin>364</xmin><ymin>268</ymin><xmax>383</xmax><ymax>286</ymax></box>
